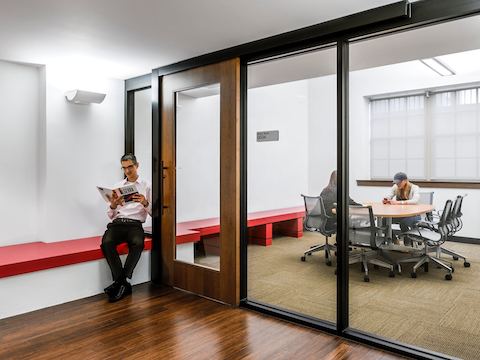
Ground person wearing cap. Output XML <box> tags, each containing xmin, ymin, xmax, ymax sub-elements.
<box><xmin>383</xmin><ymin>172</ymin><xmax>420</xmax><ymax>245</ymax></box>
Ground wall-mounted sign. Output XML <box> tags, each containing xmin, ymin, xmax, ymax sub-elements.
<box><xmin>257</xmin><ymin>130</ymin><xmax>279</xmax><ymax>142</ymax></box>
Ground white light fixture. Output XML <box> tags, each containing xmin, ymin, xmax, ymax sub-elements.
<box><xmin>65</xmin><ymin>89</ymin><xmax>106</xmax><ymax>104</ymax></box>
<box><xmin>419</xmin><ymin>58</ymin><xmax>455</xmax><ymax>76</ymax></box>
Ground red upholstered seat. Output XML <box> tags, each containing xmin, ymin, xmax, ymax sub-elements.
<box><xmin>0</xmin><ymin>236</ymin><xmax>152</xmax><ymax>279</ymax></box>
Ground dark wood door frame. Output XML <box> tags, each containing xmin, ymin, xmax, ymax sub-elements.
<box><xmin>160</xmin><ymin>58</ymin><xmax>240</xmax><ymax>305</ymax></box>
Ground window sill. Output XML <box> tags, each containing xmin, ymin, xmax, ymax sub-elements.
<box><xmin>356</xmin><ymin>180</ymin><xmax>480</xmax><ymax>189</ymax></box>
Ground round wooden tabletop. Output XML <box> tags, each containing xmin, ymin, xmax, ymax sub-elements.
<box><xmin>363</xmin><ymin>203</ymin><xmax>434</xmax><ymax>218</ymax></box>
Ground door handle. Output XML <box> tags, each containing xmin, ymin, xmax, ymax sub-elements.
<box><xmin>160</xmin><ymin>161</ymin><xmax>169</xmax><ymax>214</ymax></box>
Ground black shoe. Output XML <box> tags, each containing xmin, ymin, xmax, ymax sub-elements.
<box><xmin>108</xmin><ymin>281</ymin><xmax>132</xmax><ymax>303</ymax></box>
<box><xmin>104</xmin><ymin>281</ymin><xmax>120</xmax><ymax>296</ymax></box>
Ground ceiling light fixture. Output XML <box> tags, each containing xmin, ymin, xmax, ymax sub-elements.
<box><xmin>419</xmin><ymin>57</ymin><xmax>455</xmax><ymax>76</ymax></box>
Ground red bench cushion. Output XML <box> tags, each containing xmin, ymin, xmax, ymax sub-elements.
<box><xmin>0</xmin><ymin>236</ymin><xmax>152</xmax><ymax>279</ymax></box>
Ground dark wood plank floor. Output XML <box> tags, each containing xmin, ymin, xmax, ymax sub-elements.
<box><xmin>0</xmin><ymin>283</ymin><xmax>407</xmax><ymax>359</ymax></box>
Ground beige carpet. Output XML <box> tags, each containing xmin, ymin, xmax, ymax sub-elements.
<box><xmin>248</xmin><ymin>232</ymin><xmax>480</xmax><ymax>360</ymax></box>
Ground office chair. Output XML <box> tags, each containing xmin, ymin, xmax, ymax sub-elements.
<box><xmin>435</xmin><ymin>195</ymin><xmax>470</xmax><ymax>268</ymax></box>
<box><xmin>419</xmin><ymin>191</ymin><xmax>434</xmax><ymax>221</ymax></box>
<box><xmin>403</xmin><ymin>191</ymin><xmax>435</xmax><ymax>247</ymax></box>
<box><xmin>348</xmin><ymin>205</ymin><xmax>395</xmax><ymax>282</ymax></box>
<box><xmin>300</xmin><ymin>195</ymin><xmax>336</xmax><ymax>266</ymax></box>
<box><xmin>390</xmin><ymin>192</ymin><xmax>434</xmax><ymax>246</ymax></box>
<box><xmin>398</xmin><ymin>199</ymin><xmax>454</xmax><ymax>280</ymax></box>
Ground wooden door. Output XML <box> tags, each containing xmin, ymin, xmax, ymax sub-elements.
<box><xmin>160</xmin><ymin>58</ymin><xmax>240</xmax><ymax>305</ymax></box>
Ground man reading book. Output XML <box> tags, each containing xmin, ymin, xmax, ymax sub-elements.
<box><xmin>101</xmin><ymin>153</ymin><xmax>152</xmax><ymax>302</ymax></box>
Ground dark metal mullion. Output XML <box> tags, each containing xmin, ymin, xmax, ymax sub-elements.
<box><xmin>336</xmin><ymin>40</ymin><xmax>349</xmax><ymax>333</ymax></box>
<box><xmin>151</xmin><ymin>70</ymin><xmax>162</xmax><ymax>285</ymax></box>
<box><xmin>239</xmin><ymin>60</ymin><xmax>248</xmax><ymax>301</ymax></box>
<box><xmin>125</xmin><ymin>90</ymin><xmax>135</xmax><ymax>155</ymax></box>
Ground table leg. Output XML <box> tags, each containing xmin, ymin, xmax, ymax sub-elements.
<box><xmin>386</xmin><ymin>217</ymin><xmax>392</xmax><ymax>240</ymax></box>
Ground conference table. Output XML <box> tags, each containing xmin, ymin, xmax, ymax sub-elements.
<box><xmin>335</xmin><ymin>202</ymin><xmax>435</xmax><ymax>240</ymax></box>
<box><xmin>360</xmin><ymin>202</ymin><xmax>434</xmax><ymax>240</ymax></box>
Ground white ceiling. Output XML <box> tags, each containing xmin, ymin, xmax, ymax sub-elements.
<box><xmin>0</xmin><ymin>0</ymin><xmax>400</xmax><ymax>79</ymax></box>
<box><xmin>248</xmin><ymin>14</ymin><xmax>480</xmax><ymax>88</ymax></box>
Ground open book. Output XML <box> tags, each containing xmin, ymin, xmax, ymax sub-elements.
<box><xmin>97</xmin><ymin>184</ymin><xmax>139</xmax><ymax>203</ymax></box>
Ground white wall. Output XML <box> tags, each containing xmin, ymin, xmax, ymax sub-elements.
<box><xmin>248</xmin><ymin>80</ymin><xmax>309</xmax><ymax>212</ymax></box>
<box><xmin>307</xmin><ymin>75</ymin><xmax>337</xmax><ymax>195</ymax></box>
<box><xmin>176</xmin><ymin>93</ymin><xmax>221</xmax><ymax>222</ymax></box>
<box><xmin>0</xmin><ymin>60</ymin><xmax>42</xmax><ymax>245</ymax></box>
<box><xmin>134</xmin><ymin>88</ymin><xmax>152</xmax><ymax>228</ymax></box>
<box><xmin>1</xmin><ymin>61</ymin><xmax>126</xmax><ymax>244</ymax></box>
<box><xmin>0</xmin><ymin>251</ymin><xmax>150</xmax><ymax>320</ymax></box>
<box><xmin>38</xmin><ymin>67</ymin><xmax>125</xmax><ymax>242</ymax></box>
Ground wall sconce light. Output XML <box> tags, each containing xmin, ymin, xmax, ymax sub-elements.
<box><xmin>65</xmin><ymin>89</ymin><xmax>106</xmax><ymax>104</ymax></box>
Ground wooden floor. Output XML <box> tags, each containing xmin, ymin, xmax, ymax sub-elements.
<box><xmin>0</xmin><ymin>283</ymin><xmax>407</xmax><ymax>360</ymax></box>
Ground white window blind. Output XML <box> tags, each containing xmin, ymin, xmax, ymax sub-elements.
<box><xmin>370</xmin><ymin>95</ymin><xmax>425</xmax><ymax>179</ymax></box>
<box><xmin>370</xmin><ymin>88</ymin><xmax>480</xmax><ymax>181</ymax></box>
<box><xmin>431</xmin><ymin>89</ymin><xmax>479</xmax><ymax>180</ymax></box>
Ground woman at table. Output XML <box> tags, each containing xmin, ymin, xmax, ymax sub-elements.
<box><xmin>383</xmin><ymin>172</ymin><xmax>420</xmax><ymax>245</ymax></box>
<box><xmin>321</xmin><ymin>170</ymin><xmax>360</xmax><ymax>230</ymax></box>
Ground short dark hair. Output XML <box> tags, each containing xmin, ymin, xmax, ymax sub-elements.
<box><xmin>121</xmin><ymin>153</ymin><xmax>137</xmax><ymax>165</ymax></box>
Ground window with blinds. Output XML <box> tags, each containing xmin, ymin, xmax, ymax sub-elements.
<box><xmin>370</xmin><ymin>95</ymin><xmax>425</xmax><ymax>179</ymax></box>
<box><xmin>370</xmin><ymin>88</ymin><xmax>480</xmax><ymax>181</ymax></box>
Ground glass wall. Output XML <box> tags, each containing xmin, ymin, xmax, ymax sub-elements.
<box><xmin>348</xmin><ymin>14</ymin><xmax>480</xmax><ymax>360</ymax></box>
<box><xmin>134</xmin><ymin>88</ymin><xmax>152</xmax><ymax>229</ymax></box>
<box><xmin>247</xmin><ymin>46</ymin><xmax>338</xmax><ymax>323</ymax></box>
<box><xmin>175</xmin><ymin>84</ymin><xmax>221</xmax><ymax>270</ymax></box>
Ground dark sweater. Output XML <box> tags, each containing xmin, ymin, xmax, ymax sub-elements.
<box><xmin>320</xmin><ymin>187</ymin><xmax>360</xmax><ymax>229</ymax></box>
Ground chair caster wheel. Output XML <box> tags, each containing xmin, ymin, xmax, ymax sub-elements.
<box><xmin>453</xmin><ymin>256</ymin><xmax>459</xmax><ymax>261</ymax></box>
<box><xmin>389</xmin><ymin>271</ymin><xmax>395</xmax><ymax>278</ymax></box>
<box><xmin>326</xmin><ymin>260</ymin><xmax>332</xmax><ymax>266</ymax></box>
<box><xmin>411</xmin><ymin>272</ymin><xmax>417</xmax><ymax>278</ymax></box>
<box><xmin>445</xmin><ymin>274</ymin><xmax>452</xmax><ymax>280</ymax></box>
<box><xmin>301</xmin><ymin>256</ymin><xmax>306</xmax><ymax>262</ymax></box>
<box><xmin>363</xmin><ymin>275</ymin><xmax>370</xmax><ymax>282</ymax></box>
<box><xmin>373</xmin><ymin>264</ymin><xmax>379</xmax><ymax>270</ymax></box>
<box><xmin>464</xmin><ymin>262</ymin><xmax>471</xmax><ymax>268</ymax></box>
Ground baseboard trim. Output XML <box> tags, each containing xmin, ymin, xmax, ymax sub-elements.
<box><xmin>449</xmin><ymin>235</ymin><xmax>480</xmax><ymax>244</ymax></box>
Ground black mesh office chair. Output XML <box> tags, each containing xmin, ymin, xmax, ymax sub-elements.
<box><xmin>419</xmin><ymin>191</ymin><xmax>434</xmax><ymax>221</ymax></box>
<box><xmin>399</xmin><ymin>199</ymin><xmax>454</xmax><ymax>280</ymax></box>
<box><xmin>437</xmin><ymin>195</ymin><xmax>470</xmax><ymax>267</ymax></box>
<box><xmin>348</xmin><ymin>205</ymin><xmax>395</xmax><ymax>282</ymax></box>
<box><xmin>300</xmin><ymin>195</ymin><xmax>336</xmax><ymax>266</ymax></box>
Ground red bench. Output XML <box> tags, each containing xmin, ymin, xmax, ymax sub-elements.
<box><xmin>168</xmin><ymin>206</ymin><xmax>305</xmax><ymax>247</ymax></box>
<box><xmin>0</xmin><ymin>235</ymin><xmax>152</xmax><ymax>279</ymax></box>
<box><xmin>0</xmin><ymin>207</ymin><xmax>304</xmax><ymax>279</ymax></box>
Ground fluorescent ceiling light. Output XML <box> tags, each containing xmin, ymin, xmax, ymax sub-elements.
<box><xmin>419</xmin><ymin>57</ymin><xmax>455</xmax><ymax>76</ymax></box>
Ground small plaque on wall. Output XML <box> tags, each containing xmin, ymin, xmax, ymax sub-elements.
<box><xmin>257</xmin><ymin>130</ymin><xmax>279</xmax><ymax>142</ymax></box>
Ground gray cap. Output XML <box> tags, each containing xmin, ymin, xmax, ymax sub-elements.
<box><xmin>393</xmin><ymin>172</ymin><xmax>407</xmax><ymax>184</ymax></box>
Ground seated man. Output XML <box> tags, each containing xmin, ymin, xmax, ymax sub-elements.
<box><xmin>101</xmin><ymin>153</ymin><xmax>152</xmax><ymax>302</ymax></box>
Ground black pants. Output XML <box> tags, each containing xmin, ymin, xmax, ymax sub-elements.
<box><xmin>100</xmin><ymin>220</ymin><xmax>145</xmax><ymax>282</ymax></box>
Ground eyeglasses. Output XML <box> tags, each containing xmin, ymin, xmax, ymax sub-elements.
<box><xmin>121</xmin><ymin>164</ymin><xmax>135</xmax><ymax>171</ymax></box>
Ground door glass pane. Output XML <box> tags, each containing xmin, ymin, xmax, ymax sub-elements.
<box><xmin>175</xmin><ymin>84</ymin><xmax>220</xmax><ymax>270</ymax></box>
<box><xmin>134</xmin><ymin>88</ymin><xmax>152</xmax><ymax>230</ymax></box>
<box><xmin>247</xmin><ymin>45</ymin><xmax>337</xmax><ymax>323</ymax></box>
<box><xmin>349</xmin><ymin>14</ymin><xmax>480</xmax><ymax>360</ymax></box>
